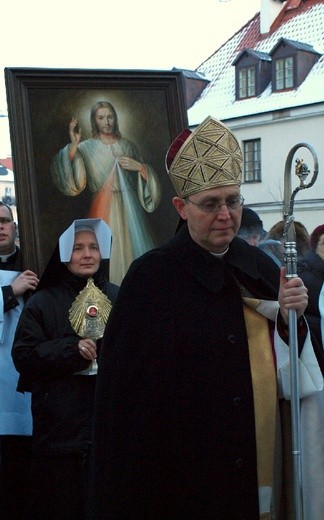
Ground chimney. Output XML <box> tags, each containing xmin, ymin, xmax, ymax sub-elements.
<box><xmin>260</xmin><ymin>0</ymin><xmax>286</xmax><ymax>34</ymax></box>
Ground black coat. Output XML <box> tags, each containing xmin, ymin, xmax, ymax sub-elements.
<box><xmin>12</xmin><ymin>267</ymin><xmax>118</xmax><ymax>455</ymax></box>
<box><xmin>91</xmin><ymin>224</ymin><xmax>281</xmax><ymax>520</ymax></box>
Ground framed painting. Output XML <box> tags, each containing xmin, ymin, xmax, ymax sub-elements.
<box><xmin>5</xmin><ymin>67</ymin><xmax>188</xmax><ymax>284</ymax></box>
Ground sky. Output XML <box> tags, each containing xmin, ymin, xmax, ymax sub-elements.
<box><xmin>0</xmin><ymin>0</ymin><xmax>260</xmax><ymax>109</ymax></box>
<box><xmin>0</xmin><ymin>0</ymin><xmax>261</xmax><ymax>156</ymax></box>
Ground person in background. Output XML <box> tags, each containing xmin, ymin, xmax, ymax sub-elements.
<box><xmin>260</xmin><ymin>220</ymin><xmax>310</xmax><ymax>266</ymax></box>
<box><xmin>258</xmin><ymin>238</ymin><xmax>284</xmax><ymax>268</ymax></box>
<box><xmin>12</xmin><ymin>218</ymin><xmax>119</xmax><ymax>520</ymax></box>
<box><xmin>237</xmin><ymin>206</ymin><xmax>266</xmax><ymax>246</ymax></box>
<box><xmin>90</xmin><ymin>117</ymin><xmax>323</xmax><ymax>520</ymax></box>
<box><xmin>297</xmin><ymin>224</ymin><xmax>324</xmax><ymax>520</ymax></box>
<box><xmin>0</xmin><ymin>201</ymin><xmax>39</xmax><ymax>519</ymax></box>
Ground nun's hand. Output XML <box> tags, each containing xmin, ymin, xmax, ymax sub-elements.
<box><xmin>78</xmin><ymin>338</ymin><xmax>97</xmax><ymax>361</ymax></box>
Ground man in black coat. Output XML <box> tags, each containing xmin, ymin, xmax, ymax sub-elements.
<box><xmin>90</xmin><ymin>117</ymin><xmax>323</xmax><ymax>519</ymax></box>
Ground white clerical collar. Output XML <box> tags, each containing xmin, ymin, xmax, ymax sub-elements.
<box><xmin>0</xmin><ymin>247</ymin><xmax>16</xmax><ymax>263</ymax></box>
<box><xmin>210</xmin><ymin>247</ymin><xmax>229</xmax><ymax>259</ymax></box>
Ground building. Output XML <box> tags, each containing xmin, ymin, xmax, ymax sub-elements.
<box><xmin>0</xmin><ymin>112</ymin><xmax>17</xmax><ymax>222</ymax></box>
<box><xmin>0</xmin><ymin>157</ymin><xmax>17</xmax><ymax>220</ymax></box>
<box><xmin>188</xmin><ymin>0</ymin><xmax>324</xmax><ymax>233</ymax></box>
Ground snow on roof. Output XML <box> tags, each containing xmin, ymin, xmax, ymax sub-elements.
<box><xmin>189</xmin><ymin>0</ymin><xmax>324</xmax><ymax>125</ymax></box>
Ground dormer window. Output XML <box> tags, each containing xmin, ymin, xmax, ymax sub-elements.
<box><xmin>238</xmin><ymin>66</ymin><xmax>256</xmax><ymax>99</ymax></box>
<box><xmin>274</xmin><ymin>57</ymin><xmax>294</xmax><ymax>90</ymax></box>
<box><xmin>270</xmin><ymin>38</ymin><xmax>320</xmax><ymax>92</ymax></box>
<box><xmin>232</xmin><ymin>40</ymin><xmax>321</xmax><ymax>99</ymax></box>
<box><xmin>233</xmin><ymin>49</ymin><xmax>271</xmax><ymax>101</ymax></box>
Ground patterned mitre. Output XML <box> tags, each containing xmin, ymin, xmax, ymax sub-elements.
<box><xmin>166</xmin><ymin>116</ymin><xmax>242</xmax><ymax>198</ymax></box>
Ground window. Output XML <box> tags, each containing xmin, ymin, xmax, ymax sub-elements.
<box><xmin>243</xmin><ymin>140</ymin><xmax>261</xmax><ymax>182</ymax></box>
<box><xmin>232</xmin><ymin>49</ymin><xmax>271</xmax><ymax>100</ymax></box>
<box><xmin>238</xmin><ymin>66</ymin><xmax>256</xmax><ymax>98</ymax></box>
<box><xmin>2</xmin><ymin>187</ymin><xmax>13</xmax><ymax>206</ymax></box>
<box><xmin>274</xmin><ymin>57</ymin><xmax>294</xmax><ymax>90</ymax></box>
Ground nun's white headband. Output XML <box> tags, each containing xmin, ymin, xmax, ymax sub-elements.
<box><xmin>59</xmin><ymin>218</ymin><xmax>112</xmax><ymax>262</ymax></box>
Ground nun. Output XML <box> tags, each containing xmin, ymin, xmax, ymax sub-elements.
<box><xmin>12</xmin><ymin>218</ymin><xmax>119</xmax><ymax>520</ymax></box>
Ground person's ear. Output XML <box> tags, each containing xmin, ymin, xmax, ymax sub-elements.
<box><xmin>172</xmin><ymin>197</ymin><xmax>187</xmax><ymax>220</ymax></box>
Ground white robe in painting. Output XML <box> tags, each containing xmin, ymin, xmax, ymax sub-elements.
<box><xmin>0</xmin><ymin>270</ymin><xmax>32</xmax><ymax>435</ymax></box>
<box><xmin>51</xmin><ymin>138</ymin><xmax>162</xmax><ymax>285</ymax></box>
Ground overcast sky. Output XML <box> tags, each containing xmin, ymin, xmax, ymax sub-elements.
<box><xmin>0</xmin><ymin>0</ymin><xmax>261</xmax><ymax>156</ymax></box>
<box><xmin>1</xmin><ymin>0</ymin><xmax>260</xmax><ymax>109</ymax></box>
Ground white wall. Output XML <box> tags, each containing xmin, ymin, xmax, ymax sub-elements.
<box><xmin>0</xmin><ymin>116</ymin><xmax>12</xmax><ymax>158</ymax></box>
<box><xmin>229</xmin><ymin>104</ymin><xmax>324</xmax><ymax>234</ymax></box>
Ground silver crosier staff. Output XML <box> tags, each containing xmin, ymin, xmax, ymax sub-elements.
<box><xmin>283</xmin><ymin>143</ymin><xmax>319</xmax><ymax>520</ymax></box>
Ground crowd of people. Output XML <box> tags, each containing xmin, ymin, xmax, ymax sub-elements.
<box><xmin>238</xmin><ymin>208</ymin><xmax>312</xmax><ymax>266</ymax></box>
<box><xmin>0</xmin><ymin>116</ymin><xmax>323</xmax><ymax>520</ymax></box>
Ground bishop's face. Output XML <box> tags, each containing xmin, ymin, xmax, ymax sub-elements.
<box><xmin>172</xmin><ymin>186</ymin><xmax>243</xmax><ymax>254</ymax></box>
<box><xmin>67</xmin><ymin>230</ymin><xmax>101</xmax><ymax>278</ymax></box>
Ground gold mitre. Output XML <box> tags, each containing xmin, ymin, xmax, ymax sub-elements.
<box><xmin>165</xmin><ymin>116</ymin><xmax>242</xmax><ymax>198</ymax></box>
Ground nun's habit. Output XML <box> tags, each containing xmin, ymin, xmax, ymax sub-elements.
<box><xmin>12</xmin><ymin>218</ymin><xmax>119</xmax><ymax>520</ymax></box>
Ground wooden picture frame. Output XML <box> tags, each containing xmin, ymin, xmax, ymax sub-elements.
<box><xmin>5</xmin><ymin>67</ymin><xmax>188</xmax><ymax>282</ymax></box>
